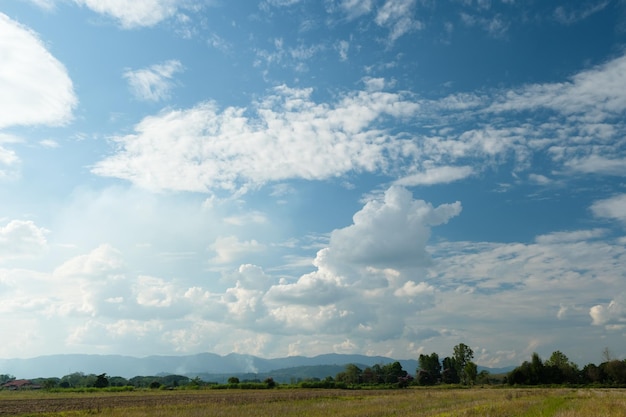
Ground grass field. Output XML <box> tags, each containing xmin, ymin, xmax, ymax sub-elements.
<box><xmin>1</xmin><ymin>388</ymin><xmax>625</xmax><ymax>416</ymax></box>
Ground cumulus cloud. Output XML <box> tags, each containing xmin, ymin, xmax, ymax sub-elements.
<box><xmin>93</xmin><ymin>86</ymin><xmax>420</xmax><ymax>193</ymax></box>
<box><xmin>93</xmin><ymin>51</ymin><xmax>626</xmax><ymax>195</ymax></box>
<box><xmin>423</xmin><ymin>231</ymin><xmax>626</xmax><ymax>362</ymax></box>
<box><xmin>0</xmin><ymin>13</ymin><xmax>76</xmax><ymax>129</ymax></box>
<box><xmin>590</xmin><ymin>294</ymin><xmax>626</xmax><ymax>329</ymax></box>
<box><xmin>326</xmin><ymin>186</ymin><xmax>461</xmax><ymax>267</ymax></box>
<box><xmin>210</xmin><ymin>236</ymin><xmax>265</xmax><ymax>264</ymax></box>
<box><xmin>123</xmin><ymin>60</ymin><xmax>184</xmax><ymax>102</ymax></box>
<box><xmin>591</xmin><ymin>194</ymin><xmax>626</xmax><ymax>225</ymax></box>
<box><xmin>0</xmin><ymin>220</ymin><xmax>48</xmax><ymax>261</ymax></box>
<box><xmin>54</xmin><ymin>244</ymin><xmax>124</xmax><ymax>278</ymax></box>
<box><xmin>261</xmin><ymin>186</ymin><xmax>458</xmax><ymax>339</ymax></box>
<box><xmin>72</xmin><ymin>0</ymin><xmax>180</xmax><ymax>28</ymax></box>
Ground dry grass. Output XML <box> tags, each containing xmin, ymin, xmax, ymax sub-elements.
<box><xmin>1</xmin><ymin>387</ymin><xmax>625</xmax><ymax>416</ymax></box>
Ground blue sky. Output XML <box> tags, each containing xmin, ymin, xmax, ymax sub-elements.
<box><xmin>1</xmin><ymin>0</ymin><xmax>626</xmax><ymax>368</ymax></box>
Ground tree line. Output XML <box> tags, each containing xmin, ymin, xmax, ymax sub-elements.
<box><xmin>507</xmin><ymin>350</ymin><xmax>626</xmax><ymax>386</ymax></box>
<box><xmin>3</xmin><ymin>344</ymin><xmax>625</xmax><ymax>390</ymax></box>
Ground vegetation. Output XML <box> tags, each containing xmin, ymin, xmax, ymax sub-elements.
<box><xmin>1</xmin><ymin>387</ymin><xmax>626</xmax><ymax>416</ymax></box>
<box><xmin>2</xmin><ymin>344</ymin><xmax>626</xmax><ymax>392</ymax></box>
<box><xmin>507</xmin><ymin>350</ymin><xmax>626</xmax><ymax>386</ymax></box>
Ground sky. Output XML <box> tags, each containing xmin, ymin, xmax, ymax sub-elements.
<box><xmin>1</xmin><ymin>0</ymin><xmax>626</xmax><ymax>369</ymax></box>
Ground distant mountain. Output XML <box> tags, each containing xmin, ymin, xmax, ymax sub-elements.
<box><xmin>0</xmin><ymin>352</ymin><xmax>513</xmax><ymax>380</ymax></box>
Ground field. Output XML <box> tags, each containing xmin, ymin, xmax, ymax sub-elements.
<box><xmin>1</xmin><ymin>388</ymin><xmax>625</xmax><ymax>417</ymax></box>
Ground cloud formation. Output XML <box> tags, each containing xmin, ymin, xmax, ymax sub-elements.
<box><xmin>0</xmin><ymin>220</ymin><xmax>48</xmax><ymax>261</ymax></box>
<box><xmin>73</xmin><ymin>0</ymin><xmax>180</xmax><ymax>28</ymax></box>
<box><xmin>124</xmin><ymin>60</ymin><xmax>184</xmax><ymax>102</ymax></box>
<box><xmin>93</xmin><ymin>86</ymin><xmax>421</xmax><ymax>192</ymax></box>
<box><xmin>0</xmin><ymin>13</ymin><xmax>76</xmax><ymax>129</ymax></box>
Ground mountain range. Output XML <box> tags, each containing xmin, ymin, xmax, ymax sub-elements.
<box><xmin>0</xmin><ymin>353</ymin><xmax>514</xmax><ymax>381</ymax></box>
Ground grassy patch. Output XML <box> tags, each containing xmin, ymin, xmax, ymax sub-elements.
<box><xmin>1</xmin><ymin>388</ymin><xmax>625</xmax><ymax>416</ymax></box>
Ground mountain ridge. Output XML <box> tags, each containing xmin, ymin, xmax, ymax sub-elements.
<box><xmin>0</xmin><ymin>352</ymin><xmax>513</xmax><ymax>380</ymax></box>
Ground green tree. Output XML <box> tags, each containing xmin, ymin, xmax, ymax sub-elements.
<box><xmin>453</xmin><ymin>343</ymin><xmax>475</xmax><ymax>385</ymax></box>
<box><xmin>361</xmin><ymin>367</ymin><xmax>378</xmax><ymax>384</ymax></box>
<box><xmin>476</xmin><ymin>370</ymin><xmax>491</xmax><ymax>385</ymax></box>
<box><xmin>227</xmin><ymin>376</ymin><xmax>240</xmax><ymax>384</ymax></box>
<box><xmin>94</xmin><ymin>373</ymin><xmax>109</xmax><ymax>388</ymax></box>
<box><xmin>0</xmin><ymin>374</ymin><xmax>15</xmax><ymax>384</ymax></box>
<box><xmin>464</xmin><ymin>362</ymin><xmax>478</xmax><ymax>385</ymax></box>
<box><xmin>381</xmin><ymin>361</ymin><xmax>407</xmax><ymax>384</ymax></box>
<box><xmin>335</xmin><ymin>364</ymin><xmax>362</xmax><ymax>385</ymax></box>
<box><xmin>42</xmin><ymin>378</ymin><xmax>58</xmax><ymax>390</ymax></box>
<box><xmin>417</xmin><ymin>353</ymin><xmax>441</xmax><ymax>385</ymax></box>
<box><xmin>529</xmin><ymin>352</ymin><xmax>545</xmax><ymax>384</ymax></box>
<box><xmin>108</xmin><ymin>376</ymin><xmax>130</xmax><ymax>387</ymax></box>
<box><xmin>545</xmin><ymin>351</ymin><xmax>579</xmax><ymax>384</ymax></box>
<box><xmin>441</xmin><ymin>357</ymin><xmax>459</xmax><ymax>384</ymax></box>
<box><xmin>264</xmin><ymin>377</ymin><xmax>276</xmax><ymax>388</ymax></box>
<box><xmin>601</xmin><ymin>360</ymin><xmax>626</xmax><ymax>384</ymax></box>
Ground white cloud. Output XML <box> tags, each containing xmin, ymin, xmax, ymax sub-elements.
<box><xmin>24</xmin><ymin>0</ymin><xmax>56</xmax><ymax>10</ymax></box>
<box><xmin>326</xmin><ymin>186</ymin><xmax>461</xmax><ymax>267</ymax></box>
<box><xmin>459</xmin><ymin>12</ymin><xmax>509</xmax><ymax>38</ymax></box>
<box><xmin>554</xmin><ymin>1</ymin><xmax>610</xmax><ymax>25</ymax></box>
<box><xmin>336</xmin><ymin>0</ymin><xmax>374</xmax><ymax>20</ymax></box>
<box><xmin>395</xmin><ymin>165</ymin><xmax>473</xmax><ymax>186</ymax></box>
<box><xmin>262</xmin><ymin>0</ymin><xmax>302</xmax><ymax>7</ymax></box>
<box><xmin>53</xmin><ymin>244</ymin><xmax>124</xmax><ymax>278</ymax></box>
<box><xmin>93</xmin><ymin>86</ymin><xmax>420</xmax><ymax>193</ymax></box>
<box><xmin>565</xmin><ymin>155</ymin><xmax>626</xmax><ymax>176</ymax></box>
<box><xmin>424</xmin><ymin>233</ymin><xmax>626</xmax><ymax>363</ymax></box>
<box><xmin>590</xmin><ymin>294</ymin><xmax>626</xmax><ymax>328</ymax></box>
<box><xmin>134</xmin><ymin>275</ymin><xmax>177</xmax><ymax>307</ymax></box>
<box><xmin>375</xmin><ymin>0</ymin><xmax>423</xmax><ymax>43</ymax></box>
<box><xmin>591</xmin><ymin>194</ymin><xmax>626</xmax><ymax>225</ymax></box>
<box><xmin>123</xmin><ymin>60</ymin><xmax>184</xmax><ymax>102</ymax></box>
<box><xmin>0</xmin><ymin>220</ymin><xmax>48</xmax><ymax>261</ymax></box>
<box><xmin>73</xmin><ymin>0</ymin><xmax>180</xmax><ymax>28</ymax></box>
<box><xmin>394</xmin><ymin>280</ymin><xmax>435</xmax><ymax>299</ymax></box>
<box><xmin>93</xmin><ymin>51</ymin><xmax>626</xmax><ymax>194</ymax></box>
<box><xmin>210</xmin><ymin>236</ymin><xmax>265</xmax><ymax>264</ymax></box>
<box><xmin>336</xmin><ymin>39</ymin><xmax>350</xmax><ymax>61</ymax></box>
<box><xmin>487</xmin><ymin>54</ymin><xmax>626</xmax><ymax>119</ymax></box>
<box><xmin>0</xmin><ymin>13</ymin><xmax>76</xmax><ymax>129</ymax></box>
<box><xmin>535</xmin><ymin>228</ymin><xmax>607</xmax><ymax>244</ymax></box>
<box><xmin>260</xmin><ymin>186</ymin><xmax>458</xmax><ymax>340</ymax></box>
<box><xmin>0</xmin><ymin>139</ymin><xmax>20</xmax><ymax>181</ymax></box>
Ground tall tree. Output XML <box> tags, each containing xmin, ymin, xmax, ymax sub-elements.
<box><xmin>417</xmin><ymin>353</ymin><xmax>441</xmax><ymax>385</ymax></box>
<box><xmin>453</xmin><ymin>343</ymin><xmax>475</xmax><ymax>385</ymax></box>
<box><xmin>441</xmin><ymin>356</ymin><xmax>459</xmax><ymax>384</ymax></box>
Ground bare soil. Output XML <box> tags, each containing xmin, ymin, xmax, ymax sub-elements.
<box><xmin>0</xmin><ymin>389</ymin><xmax>389</xmax><ymax>415</ymax></box>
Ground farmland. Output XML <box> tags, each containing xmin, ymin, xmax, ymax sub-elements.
<box><xmin>1</xmin><ymin>388</ymin><xmax>625</xmax><ymax>416</ymax></box>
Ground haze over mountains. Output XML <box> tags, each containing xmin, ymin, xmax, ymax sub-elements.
<box><xmin>0</xmin><ymin>352</ymin><xmax>514</xmax><ymax>381</ymax></box>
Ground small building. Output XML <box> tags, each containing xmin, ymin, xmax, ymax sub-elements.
<box><xmin>1</xmin><ymin>379</ymin><xmax>41</xmax><ymax>390</ymax></box>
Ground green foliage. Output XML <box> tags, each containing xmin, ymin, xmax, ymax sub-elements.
<box><xmin>508</xmin><ymin>351</ymin><xmax>626</xmax><ymax>386</ymax></box>
<box><xmin>94</xmin><ymin>373</ymin><xmax>109</xmax><ymax>388</ymax></box>
<box><xmin>227</xmin><ymin>376</ymin><xmax>240</xmax><ymax>384</ymax></box>
<box><xmin>0</xmin><ymin>374</ymin><xmax>15</xmax><ymax>384</ymax></box>
<box><xmin>264</xmin><ymin>377</ymin><xmax>276</xmax><ymax>388</ymax></box>
<box><xmin>417</xmin><ymin>352</ymin><xmax>441</xmax><ymax>385</ymax></box>
<box><xmin>441</xmin><ymin>357</ymin><xmax>459</xmax><ymax>384</ymax></box>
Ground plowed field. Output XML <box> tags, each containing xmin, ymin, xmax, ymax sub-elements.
<box><xmin>0</xmin><ymin>389</ymin><xmax>391</xmax><ymax>415</ymax></box>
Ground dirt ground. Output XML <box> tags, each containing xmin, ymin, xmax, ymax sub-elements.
<box><xmin>0</xmin><ymin>389</ymin><xmax>383</xmax><ymax>415</ymax></box>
